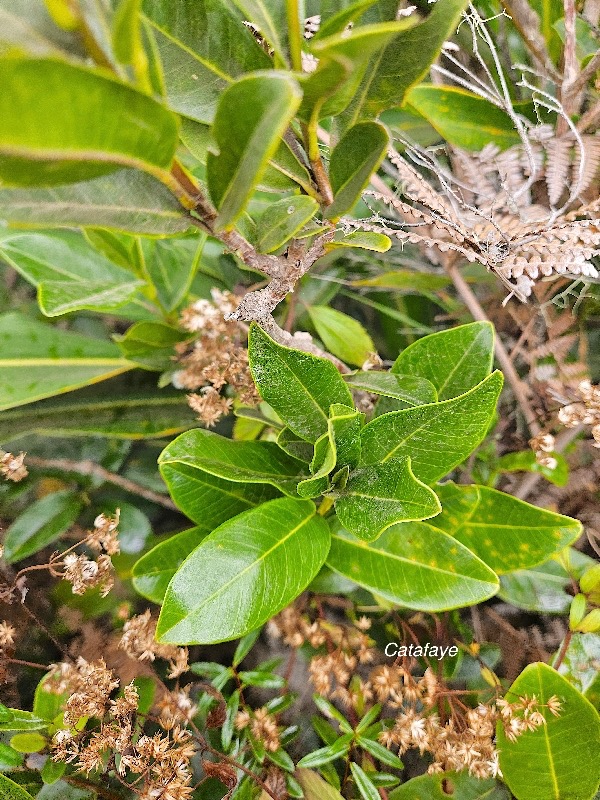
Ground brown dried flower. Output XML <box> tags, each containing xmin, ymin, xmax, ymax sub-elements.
<box><xmin>558</xmin><ymin>380</ymin><xmax>600</xmax><ymax>447</ymax></box>
<box><xmin>0</xmin><ymin>451</ymin><xmax>27</xmax><ymax>482</ymax></box>
<box><xmin>119</xmin><ymin>610</ymin><xmax>189</xmax><ymax>679</ymax></box>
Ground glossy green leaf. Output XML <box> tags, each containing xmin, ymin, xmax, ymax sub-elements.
<box><xmin>389</xmin><ymin>771</ymin><xmax>510</xmax><ymax>799</ymax></box>
<box><xmin>434</xmin><ymin>483</ymin><xmax>582</xmax><ymax>573</ymax></box>
<box><xmin>141</xmin><ymin>236</ymin><xmax>204</xmax><ymax>312</ymax></box>
<box><xmin>497</xmin><ymin>664</ymin><xmax>600</xmax><ymax>800</ymax></box>
<box><xmin>328</xmin><ymin>231</ymin><xmax>392</xmax><ymax>252</ymax></box>
<box><xmin>0</xmin><ymin>169</ymin><xmax>192</xmax><ymax>234</ymax></box>
<box><xmin>392</xmin><ymin>321</ymin><xmax>495</xmax><ymax>400</ymax></box>
<box><xmin>325</xmin><ymin>121</ymin><xmax>389</xmax><ymax>219</ymax></box>
<box><xmin>114</xmin><ymin>322</ymin><xmax>189</xmax><ymax>370</ymax></box>
<box><xmin>0</xmin><ymin>57</ymin><xmax>178</xmax><ymax>186</ymax></box>
<box><xmin>207</xmin><ymin>74</ymin><xmax>302</xmax><ymax>229</ymax></box>
<box><xmin>295</xmin><ymin>768</ymin><xmax>345</xmax><ymax>799</ymax></box>
<box><xmin>345</xmin><ymin>371</ymin><xmax>437</xmax><ymax>406</ymax></box>
<box><xmin>335</xmin><ymin>456</ymin><xmax>441</xmax><ymax>541</ymax></box>
<box><xmin>0</xmin><ymin>312</ymin><xmax>132</xmax><ymax>411</ymax></box>
<box><xmin>143</xmin><ymin>0</ymin><xmax>270</xmax><ymax>123</ymax></box>
<box><xmin>229</xmin><ymin>0</ymin><xmax>287</xmax><ymax>65</ymax></box>
<box><xmin>0</xmin><ymin>230</ymin><xmax>143</xmax><ymax>316</ymax></box>
<box><xmin>297</xmin><ymin>431</ymin><xmax>337</xmax><ymax>499</ymax></box>
<box><xmin>328</xmin><ymin>403</ymin><xmax>363</xmax><ymax>469</ymax></box>
<box><xmin>157</xmin><ymin>498</ymin><xmax>330</xmax><ymax>644</ymax></box>
<box><xmin>407</xmin><ymin>85</ymin><xmax>521</xmax><ymax>151</ymax></box>
<box><xmin>277</xmin><ymin>427</ymin><xmax>314</xmax><ymax>462</ymax></box>
<box><xmin>3</xmin><ymin>490</ymin><xmax>83</xmax><ymax>563</ymax></box>
<box><xmin>357</xmin><ymin>736</ymin><xmax>403</xmax><ymax>769</ymax></box>
<box><xmin>0</xmin><ymin>774</ymin><xmax>36</xmax><ymax>800</ymax></box>
<box><xmin>351</xmin><ymin>762</ymin><xmax>382</xmax><ymax>800</ymax></box>
<box><xmin>0</xmin><ymin>710</ymin><xmax>47</xmax><ymax>732</ymax></box>
<box><xmin>256</xmin><ymin>196</ymin><xmax>319</xmax><ymax>253</ymax></box>
<box><xmin>0</xmin><ymin>374</ymin><xmax>199</xmax><ymax>442</ymax></box>
<box><xmin>248</xmin><ymin>324</ymin><xmax>353</xmax><ymax>442</ymax></box>
<box><xmin>360</xmin><ymin>372</ymin><xmax>503</xmax><ymax>484</ymax></box>
<box><xmin>159</xmin><ymin>427</ymin><xmax>305</xmax><ymax>496</ymax></box>
<box><xmin>327</xmin><ymin>522</ymin><xmax>499</xmax><ymax>611</ymax></box>
<box><xmin>132</xmin><ymin>527</ymin><xmax>207</xmax><ymax>603</ymax></box>
<box><xmin>308</xmin><ymin>306</ymin><xmax>376</xmax><ymax>367</ymax></box>
<box><xmin>40</xmin><ymin>758</ymin><xmax>66</xmax><ymax>785</ymax></box>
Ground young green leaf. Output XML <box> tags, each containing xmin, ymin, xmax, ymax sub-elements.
<box><xmin>360</xmin><ymin>372</ymin><xmax>503</xmax><ymax>484</ymax></box>
<box><xmin>335</xmin><ymin>456</ymin><xmax>441</xmax><ymax>541</ymax></box>
<box><xmin>0</xmin><ymin>57</ymin><xmax>179</xmax><ymax>186</ymax></box>
<box><xmin>327</xmin><ymin>522</ymin><xmax>499</xmax><ymax>612</ymax></box>
<box><xmin>392</xmin><ymin>321</ymin><xmax>495</xmax><ymax>400</ymax></box>
<box><xmin>308</xmin><ymin>306</ymin><xmax>376</xmax><ymax>367</ymax></box>
<box><xmin>0</xmin><ymin>312</ymin><xmax>132</xmax><ymax>411</ymax></box>
<box><xmin>297</xmin><ymin>432</ymin><xmax>337</xmax><ymax>499</ymax></box>
<box><xmin>256</xmin><ymin>196</ymin><xmax>319</xmax><ymax>254</ymax></box>
<box><xmin>248</xmin><ymin>324</ymin><xmax>353</xmax><ymax>442</ymax></box>
<box><xmin>351</xmin><ymin>762</ymin><xmax>381</xmax><ymax>800</ymax></box>
<box><xmin>156</xmin><ymin>498</ymin><xmax>330</xmax><ymax>644</ymax></box>
<box><xmin>159</xmin><ymin>428</ymin><xmax>306</xmax><ymax>496</ymax></box>
<box><xmin>132</xmin><ymin>527</ymin><xmax>207</xmax><ymax>603</ymax></box>
<box><xmin>497</xmin><ymin>664</ymin><xmax>600</xmax><ymax>800</ymax></box>
<box><xmin>344</xmin><ymin>372</ymin><xmax>437</xmax><ymax>406</ymax></box>
<box><xmin>434</xmin><ymin>483</ymin><xmax>582</xmax><ymax>573</ymax></box>
<box><xmin>325</xmin><ymin>121</ymin><xmax>389</xmax><ymax>219</ymax></box>
<box><xmin>9</xmin><ymin>733</ymin><xmax>46</xmax><ymax>753</ymax></box>
<box><xmin>3</xmin><ymin>490</ymin><xmax>83</xmax><ymax>563</ymax></box>
<box><xmin>358</xmin><ymin>737</ymin><xmax>404</xmax><ymax>769</ymax></box>
<box><xmin>207</xmin><ymin>74</ymin><xmax>302</xmax><ymax>229</ymax></box>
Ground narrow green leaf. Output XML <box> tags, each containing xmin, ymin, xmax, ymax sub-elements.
<box><xmin>207</xmin><ymin>73</ymin><xmax>302</xmax><ymax>229</ymax></box>
<box><xmin>0</xmin><ymin>774</ymin><xmax>36</xmax><ymax>800</ymax></box>
<box><xmin>0</xmin><ymin>710</ymin><xmax>47</xmax><ymax>732</ymax></box>
<box><xmin>358</xmin><ymin>737</ymin><xmax>404</xmax><ymax>769</ymax></box>
<box><xmin>132</xmin><ymin>527</ymin><xmax>207</xmax><ymax>603</ymax></box>
<box><xmin>296</xmin><ymin>734</ymin><xmax>353</xmax><ymax>768</ymax></box>
<box><xmin>352</xmin><ymin>270</ymin><xmax>451</xmax><ymax>292</ymax></box>
<box><xmin>4</xmin><ymin>490</ymin><xmax>83</xmax><ymax>563</ymax></box>
<box><xmin>392</xmin><ymin>321</ymin><xmax>495</xmax><ymax>400</ymax></box>
<box><xmin>308</xmin><ymin>306</ymin><xmax>376</xmax><ymax>367</ymax></box>
<box><xmin>114</xmin><ymin>322</ymin><xmax>189</xmax><ymax>371</ymax></box>
<box><xmin>335</xmin><ymin>456</ymin><xmax>441</xmax><ymax>541</ymax></box>
<box><xmin>325</xmin><ymin>121</ymin><xmax>389</xmax><ymax>219</ymax></box>
<box><xmin>351</xmin><ymin>762</ymin><xmax>381</xmax><ymax>800</ymax></box>
<box><xmin>248</xmin><ymin>324</ymin><xmax>353</xmax><ymax>442</ymax></box>
<box><xmin>328</xmin><ymin>403</ymin><xmax>363</xmax><ymax>469</ymax></box>
<box><xmin>434</xmin><ymin>483</ymin><xmax>582</xmax><ymax>573</ymax></box>
<box><xmin>0</xmin><ymin>312</ymin><xmax>132</xmax><ymax>411</ymax></box>
<box><xmin>328</xmin><ymin>231</ymin><xmax>392</xmax><ymax>252</ymax></box>
<box><xmin>256</xmin><ymin>196</ymin><xmax>319</xmax><ymax>253</ymax></box>
<box><xmin>159</xmin><ymin>428</ymin><xmax>305</xmax><ymax>496</ymax></box>
<box><xmin>0</xmin><ymin>57</ymin><xmax>178</xmax><ymax>186</ymax></box>
<box><xmin>327</xmin><ymin>522</ymin><xmax>499</xmax><ymax>612</ymax></box>
<box><xmin>156</xmin><ymin>498</ymin><xmax>330</xmax><ymax>644</ymax></box>
<box><xmin>0</xmin><ymin>169</ymin><xmax>192</xmax><ymax>234</ymax></box>
<box><xmin>344</xmin><ymin>371</ymin><xmax>437</xmax><ymax>406</ymax></box>
<box><xmin>232</xmin><ymin>627</ymin><xmax>262</xmax><ymax>667</ymax></box>
<box><xmin>295</xmin><ymin>768</ymin><xmax>345</xmax><ymax>800</ymax></box>
<box><xmin>497</xmin><ymin>664</ymin><xmax>600</xmax><ymax>800</ymax></box>
<box><xmin>389</xmin><ymin>771</ymin><xmax>510</xmax><ymax>799</ymax></box>
<box><xmin>360</xmin><ymin>372</ymin><xmax>503</xmax><ymax>484</ymax></box>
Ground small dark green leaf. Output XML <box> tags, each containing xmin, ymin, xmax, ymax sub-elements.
<box><xmin>297</xmin><ymin>431</ymin><xmax>337</xmax><ymax>499</ymax></box>
<box><xmin>358</xmin><ymin>736</ymin><xmax>404</xmax><ymax>769</ymax></box>
<box><xmin>296</xmin><ymin>733</ymin><xmax>353</xmax><ymax>767</ymax></box>
<box><xmin>308</xmin><ymin>306</ymin><xmax>376</xmax><ymax>367</ymax></box>
<box><xmin>157</xmin><ymin>498</ymin><xmax>330</xmax><ymax>644</ymax></box>
<box><xmin>248</xmin><ymin>324</ymin><xmax>353</xmax><ymax>442</ymax></box>
<box><xmin>132</xmin><ymin>527</ymin><xmax>207</xmax><ymax>603</ymax></box>
<box><xmin>345</xmin><ymin>371</ymin><xmax>437</xmax><ymax>406</ymax></box>
<box><xmin>325</xmin><ymin>121</ymin><xmax>389</xmax><ymax>219</ymax></box>
<box><xmin>351</xmin><ymin>762</ymin><xmax>380</xmax><ymax>800</ymax></box>
<box><xmin>256</xmin><ymin>196</ymin><xmax>319</xmax><ymax>253</ymax></box>
<box><xmin>233</xmin><ymin>628</ymin><xmax>263</xmax><ymax>667</ymax></box>
<box><xmin>328</xmin><ymin>403</ymin><xmax>363</xmax><ymax>469</ymax></box>
<box><xmin>4</xmin><ymin>491</ymin><xmax>83</xmax><ymax>563</ymax></box>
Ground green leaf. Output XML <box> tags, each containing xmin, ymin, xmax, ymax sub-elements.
<box><xmin>335</xmin><ymin>456</ymin><xmax>441</xmax><ymax>541</ymax></box>
<box><xmin>327</xmin><ymin>521</ymin><xmax>499</xmax><ymax>611</ymax></box>
<box><xmin>159</xmin><ymin>427</ymin><xmax>305</xmax><ymax>497</ymax></box>
<box><xmin>497</xmin><ymin>450</ymin><xmax>569</xmax><ymax>487</ymax></box>
<box><xmin>0</xmin><ymin>57</ymin><xmax>178</xmax><ymax>186</ymax></box>
<box><xmin>344</xmin><ymin>371</ymin><xmax>437</xmax><ymax>406</ymax></box>
<box><xmin>0</xmin><ymin>742</ymin><xmax>23</xmax><ymax>770</ymax></box>
<box><xmin>344</xmin><ymin>0</ymin><xmax>470</xmax><ymax>122</ymax></box>
<box><xmin>207</xmin><ymin>73</ymin><xmax>302</xmax><ymax>229</ymax></box>
<box><xmin>114</xmin><ymin>322</ymin><xmax>189</xmax><ymax>371</ymax></box>
<box><xmin>141</xmin><ymin>236</ymin><xmax>204</xmax><ymax>312</ymax></box>
<box><xmin>0</xmin><ymin>374</ymin><xmax>200</xmax><ymax>442</ymax></box>
<box><xmin>556</xmin><ymin>633</ymin><xmax>600</xmax><ymax>709</ymax></box>
<box><xmin>434</xmin><ymin>483</ymin><xmax>582</xmax><ymax>573</ymax></box>
<box><xmin>142</xmin><ymin>0</ymin><xmax>270</xmax><ymax>124</ymax></box>
<box><xmin>0</xmin><ymin>710</ymin><xmax>47</xmax><ymax>732</ymax></box>
<box><xmin>40</xmin><ymin>758</ymin><xmax>66</xmax><ymax>785</ymax></box>
<box><xmin>0</xmin><ymin>169</ymin><xmax>192</xmax><ymax>234</ymax></box>
<box><xmin>328</xmin><ymin>403</ymin><xmax>364</xmax><ymax>469</ymax></box>
<box><xmin>0</xmin><ymin>0</ymin><xmax>80</xmax><ymax>57</ymax></box>
<box><xmin>0</xmin><ymin>312</ymin><xmax>132</xmax><ymax>411</ymax></box>
<box><xmin>328</xmin><ymin>231</ymin><xmax>392</xmax><ymax>252</ymax></box>
<box><xmin>9</xmin><ymin>733</ymin><xmax>46</xmax><ymax>753</ymax></box>
<box><xmin>229</xmin><ymin>0</ymin><xmax>287</xmax><ymax>65</ymax></box>
<box><xmin>256</xmin><ymin>196</ymin><xmax>319</xmax><ymax>253</ymax></box>
<box><xmin>295</xmin><ymin>768</ymin><xmax>345</xmax><ymax>800</ymax></box>
<box><xmin>325</xmin><ymin>121</ymin><xmax>389</xmax><ymax>219</ymax></box>
<box><xmin>357</xmin><ymin>737</ymin><xmax>403</xmax><ymax>769</ymax></box>
<box><xmin>499</xmin><ymin>561</ymin><xmax>584</xmax><ymax>614</ymax></box>
<box><xmin>113</xmin><ymin>0</ymin><xmax>145</xmax><ymax>66</ymax></box>
<box><xmin>297</xmin><ymin>431</ymin><xmax>337</xmax><ymax>499</ymax></box>
<box><xmin>156</xmin><ymin>497</ymin><xmax>330</xmax><ymax>644</ymax></box>
<box><xmin>352</xmin><ymin>270</ymin><xmax>451</xmax><ymax>292</ymax></box>
<box><xmin>351</xmin><ymin>762</ymin><xmax>381</xmax><ymax>800</ymax></box>
<box><xmin>4</xmin><ymin>490</ymin><xmax>83</xmax><ymax>563</ymax></box>
<box><xmin>296</xmin><ymin>734</ymin><xmax>353</xmax><ymax>768</ymax></box>
<box><xmin>232</xmin><ymin>627</ymin><xmax>262</xmax><ymax>667</ymax></box>
<box><xmin>392</xmin><ymin>321</ymin><xmax>495</xmax><ymax>400</ymax></box>
<box><xmin>389</xmin><ymin>771</ymin><xmax>510</xmax><ymax>799</ymax></box>
<box><xmin>360</xmin><ymin>372</ymin><xmax>503</xmax><ymax>484</ymax></box>
<box><xmin>497</xmin><ymin>664</ymin><xmax>600</xmax><ymax>800</ymax></box>
<box><xmin>277</xmin><ymin>427</ymin><xmax>316</xmax><ymax>463</ymax></box>
<box><xmin>132</xmin><ymin>527</ymin><xmax>207</xmax><ymax>603</ymax></box>
<box><xmin>0</xmin><ymin>774</ymin><xmax>36</xmax><ymax>800</ymax></box>
<box><xmin>248</xmin><ymin>324</ymin><xmax>353</xmax><ymax>442</ymax></box>
<box><xmin>33</xmin><ymin>675</ymin><xmax>67</xmax><ymax>724</ymax></box>
<box><xmin>0</xmin><ymin>230</ymin><xmax>143</xmax><ymax>316</ymax></box>
<box><xmin>307</xmin><ymin>306</ymin><xmax>376</xmax><ymax>367</ymax></box>
<box><xmin>407</xmin><ymin>85</ymin><xmax>521</xmax><ymax>151</ymax></box>
<box><xmin>160</xmin><ymin>460</ymin><xmax>280</xmax><ymax>527</ymax></box>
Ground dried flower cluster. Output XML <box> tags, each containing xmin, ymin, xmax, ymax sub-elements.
<box><xmin>558</xmin><ymin>380</ymin><xmax>600</xmax><ymax>447</ymax></box>
<box><xmin>235</xmin><ymin>706</ymin><xmax>281</xmax><ymax>753</ymax></box>
<box><xmin>119</xmin><ymin>610</ymin><xmax>189</xmax><ymax>679</ymax></box>
<box><xmin>529</xmin><ymin>432</ymin><xmax>558</xmax><ymax>469</ymax></box>
<box><xmin>173</xmin><ymin>289</ymin><xmax>259</xmax><ymax>427</ymax></box>
<box><xmin>0</xmin><ymin>450</ymin><xmax>27</xmax><ymax>482</ymax></box>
